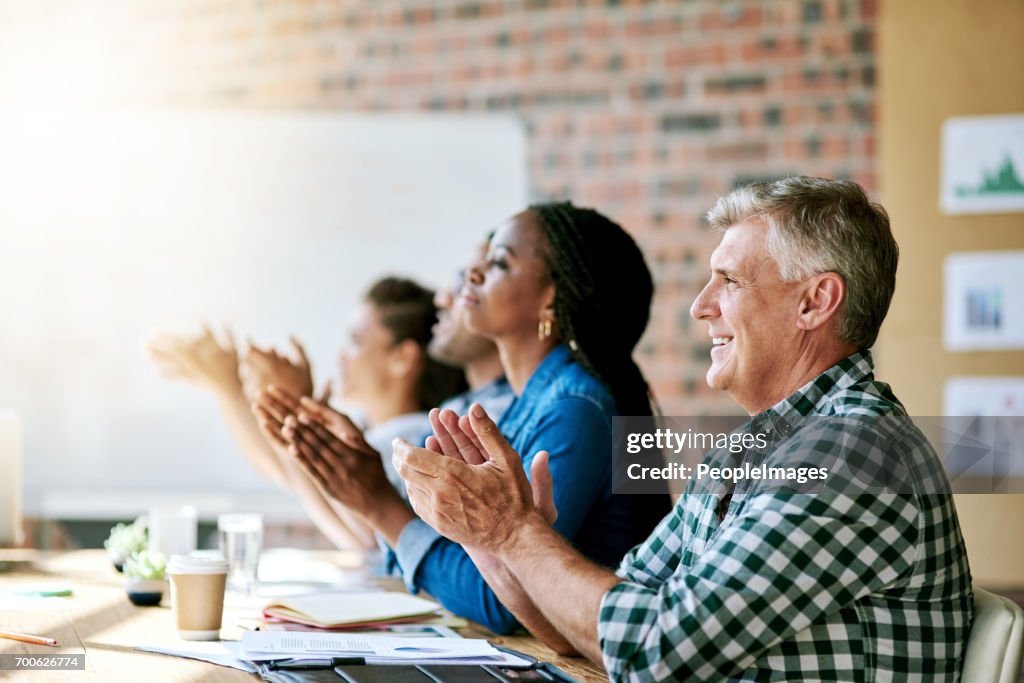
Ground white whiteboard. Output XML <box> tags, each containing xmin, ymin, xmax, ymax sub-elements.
<box><xmin>0</xmin><ymin>110</ymin><xmax>528</xmax><ymax>517</ymax></box>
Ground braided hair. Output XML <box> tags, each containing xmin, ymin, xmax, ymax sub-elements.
<box><xmin>528</xmin><ymin>202</ymin><xmax>655</xmax><ymax>417</ymax></box>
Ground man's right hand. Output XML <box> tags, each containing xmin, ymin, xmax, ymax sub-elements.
<box><xmin>239</xmin><ymin>336</ymin><xmax>317</xmax><ymax>403</ymax></box>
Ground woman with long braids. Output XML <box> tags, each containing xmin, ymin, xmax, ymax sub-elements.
<box><xmin>269</xmin><ymin>203</ymin><xmax>669</xmax><ymax>639</ymax></box>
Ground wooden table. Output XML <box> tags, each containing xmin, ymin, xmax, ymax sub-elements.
<box><xmin>0</xmin><ymin>550</ymin><xmax>607</xmax><ymax>682</ymax></box>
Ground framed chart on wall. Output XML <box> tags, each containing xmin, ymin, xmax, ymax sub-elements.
<box><xmin>944</xmin><ymin>250</ymin><xmax>1024</xmax><ymax>351</ymax></box>
<box><xmin>940</xmin><ymin>114</ymin><xmax>1024</xmax><ymax>215</ymax></box>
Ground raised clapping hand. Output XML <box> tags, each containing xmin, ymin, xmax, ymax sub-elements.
<box><xmin>240</xmin><ymin>336</ymin><xmax>321</xmax><ymax>404</ymax></box>
<box><xmin>145</xmin><ymin>325</ymin><xmax>240</xmax><ymax>393</ymax></box>
<box><xmin>252</xmin><ymin>386</ymin><xmax>399</xmax><ymax>517</ymax></box>
<box><xmin>393</xmin><ymin>403</ymin><xmax>557</xmax><ymax>553</ymax></box>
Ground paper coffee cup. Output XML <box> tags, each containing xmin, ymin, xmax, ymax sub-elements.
<box><xmin>167</xmin><ymin>554</ymin><xmax>228</xmax><ymax>641</ymax></box>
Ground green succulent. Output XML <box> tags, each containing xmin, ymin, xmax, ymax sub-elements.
<box><xmin>123</xmin><ymin>549</ymin><xmax>167</xmax><ymax>581</ymax></box>
<box><xmin>104</xmin><ymin>519</ymin><xmax>147</xmax><ymax>559</ymax></box>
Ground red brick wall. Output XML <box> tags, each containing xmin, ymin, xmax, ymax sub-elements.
<box><xmin>3</xmin><ymin>0</ymin><xmax>876</xmax><ymax>414</ymax></box>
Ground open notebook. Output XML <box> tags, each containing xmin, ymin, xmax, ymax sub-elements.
<box><xmin>262</xmin><ymin>593</ymin><xmax>442</xmax><ymax>629</ymax></box>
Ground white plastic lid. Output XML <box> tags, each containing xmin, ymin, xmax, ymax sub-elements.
<box><xmin>167</xmin><ymin>553</ymin><xmax>228</xmax><ymax>575</ymax></box>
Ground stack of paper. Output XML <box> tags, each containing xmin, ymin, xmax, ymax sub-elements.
<box><xmin>135</xmin><ymin>642</ymin><xmax>258</xmax><ymax>673</ymax></box>
<box><xmin>239</xmin><ymin>631</ymin><xmax>530</xmax><ymax>667</ymax></box>
<box><xmin>136</xmin><ymin>633</ymin><xmax>533</xmax><ymax>671</ymax></box>
<box><xmin>262</xmin><ymin>592</ymin><xmax>441</xmax><ymax>629</ymax></box>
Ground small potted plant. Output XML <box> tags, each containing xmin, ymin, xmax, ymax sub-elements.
<box><xmin>123</xmin><ymin>549</ymin><xmax>167</xmax><ymax>606</ymax></box>
<box><xmin>104</xmin><ymin>518</ymin><xmax>147</xmax><ymax>572</ymax></box>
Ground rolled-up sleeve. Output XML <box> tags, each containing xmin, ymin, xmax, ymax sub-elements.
<box><xmin>392</xmin><ymin>518</ymin><xmax>444</xmax><ymax>592</ymax></box>
<box><xmin>392</xmin><ymin>518</ymin><xmax>522</xmax><ymax>633</ymax></box>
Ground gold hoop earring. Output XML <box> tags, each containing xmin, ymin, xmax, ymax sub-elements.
<box><xmin>538</xmin><ymin>319</ymin><xmax>552</xmax><ymax>340</ymax></box>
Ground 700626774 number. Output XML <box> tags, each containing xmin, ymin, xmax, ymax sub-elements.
<box><xmin>0</xmin><ymin>654</ymin><xmax>86</xmax><ymax>670</ymax></box>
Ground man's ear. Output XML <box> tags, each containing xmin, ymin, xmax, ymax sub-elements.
<box><xmin>388</xmin><ymin>339</ymin><xmax>422</xmax><ymax>378</ymax></box>
<box><xmin>796</xmin><ymin>272</ymin><xmax>846</xmax><ymax>332</ymax></box>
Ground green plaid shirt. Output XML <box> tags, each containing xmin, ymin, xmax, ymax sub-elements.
<box><xmin>599</xmin><ymin>351</ymin><xmax>973</xmax><ymax>681</ymax></box>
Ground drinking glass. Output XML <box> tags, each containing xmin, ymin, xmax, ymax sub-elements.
<box><xmin>217</xmin><ymin>513</ymin><xmax>263</xmax><ymax>595</ymax></box>
<box><xmin>148</xmin><ymin>505</ymin><xmax>197</xmax><ymax>558</ymax></box>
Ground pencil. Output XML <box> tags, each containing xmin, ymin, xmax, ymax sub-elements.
<box><xmin>0</xmin><ymin>630</ymin><xmax>59</xmax><ymax>647</ymax></box>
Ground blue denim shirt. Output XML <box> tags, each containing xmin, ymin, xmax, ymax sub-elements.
<box><xmin>436</xmin><ymin>375</ymin><xmax>514</xmax><ymax>422</ymax></box>
<box><xmin>391</xmin><ymin>344</ymin><xmax>669</xmax><ymax>633</ymax></box>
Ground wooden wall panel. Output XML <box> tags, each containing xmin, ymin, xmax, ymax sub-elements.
<box><xmin>878</xmin><ymin>0</ymin><xmax>1024</xmax><ymax>588</ymax></box>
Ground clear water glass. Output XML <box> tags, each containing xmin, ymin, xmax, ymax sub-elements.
<box><xmin>147</xmin><ymin>505</ymin><xmax>197</xmax><ymax>557</ymax></box>
<box><xmin>217</xmin><ymin>513</ymin><xmax>263</xmax><ymax>595</ymax></box>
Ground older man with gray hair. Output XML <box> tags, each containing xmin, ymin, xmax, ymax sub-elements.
<box><xmin>394</xmin><ymin>177</ymin><xmax>973</xmax><ymax>681</ymax></box>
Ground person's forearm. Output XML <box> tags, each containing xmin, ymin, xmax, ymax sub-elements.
<box><xmin>465</xmin><ymin>547</ymin><xmax>578</xmax><ymax>655</ymax></box>
<box><xmin>219</xmin><ymin>389</ymin><xmax>373</xmax><ymax>549</ymax></box>
<box><xmin>497</xmin><ymin>515</ymin><xmax>621</xmax><ymax>664</ymax></box>
<box><xmin>322</xmin><ymin>496</ymin><xmax>377</xmax><ymax>549</ymax></box>
<box><xmin>214</xmin><ymin>389</ymin><xmax>291</xmax><ymax>485</ymax></box>
<box><xmin>403</xmin><ymin>535</ymin><xmax>522</xmax><ymax>633</ymax></box>
<box><xmin>279</xmin><ymin>462</ymin><xmax>377</xmax><ymax>549</ymax></box>
<box><xmin>360</xmin><ymin>495</ymin><xmax>416</xmax><ymax>547</ymax></box>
